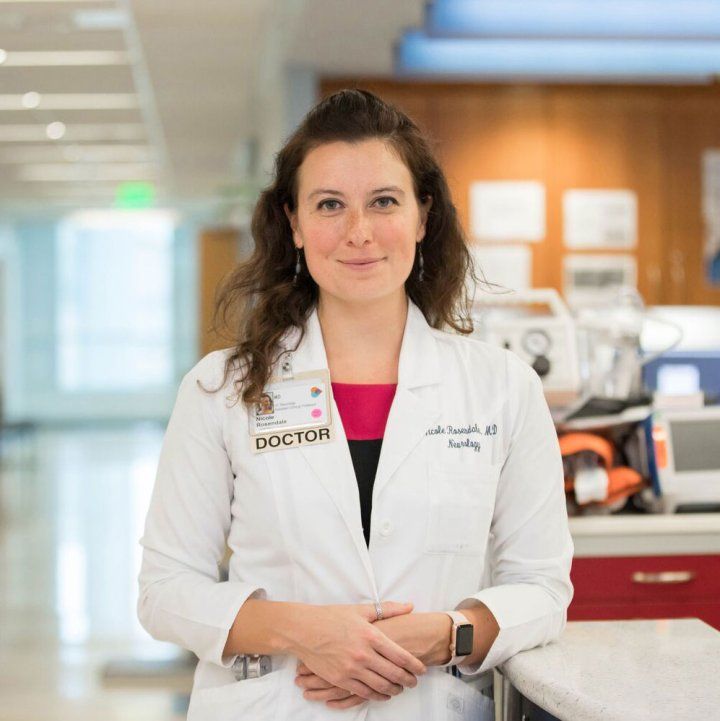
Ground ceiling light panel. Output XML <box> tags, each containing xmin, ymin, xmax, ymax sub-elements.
<box><xmin>0</xmin><ymin>93</ymin><xmax>139</xmax><ymax>110</ymax></box>
<box><xmin>17</xmin><ymin>162</ymin><xmax>156</xmax><ymax>182</ymax></box>
<box><xmin>0</xmin><ymin>66</ymin><xmax>136</xmax><ymax>94</ymax></box>
<box><xmin>0</xmin><ymin>0</ymin><xmax>115</xmax><ymax>3</ymax></box>
<box><xmin>72</xmin><ymin>8</ymin><xmax>128</xmax><ymax>30</ymax></box>
<box><xmin>0</xmin><ymin>144</ymin><xmax>154</xmax><ymax>163</ymax></box>
<box><xmin>0</xmin><ymin>50</ymin><xmax>130</xmax><ymax>66</ymax></box>
<box><xmin>396</xmin><ymin>32</ymin><xmax>720</xmax><ymax>82</ymax></box>
<box><xmin>0</xmin><ymin>123</ymin><xmax>145</xmax><ymax>141</ymax></box>
<box><xmin>426</xmin><ymin>0</ymin><xmax>720</xmax><ymax>39</ymax></box>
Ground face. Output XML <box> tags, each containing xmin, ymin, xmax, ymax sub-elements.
<box><xmin>284</xmin><ymin>138</ymin><xmax>431</xmax><ymax>306</ymax></box>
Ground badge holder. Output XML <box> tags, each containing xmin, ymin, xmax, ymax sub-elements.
<box><xmin>249</xmin><ymin>353</ymin><xmax>334</xmax><ymax>454</ymax></box>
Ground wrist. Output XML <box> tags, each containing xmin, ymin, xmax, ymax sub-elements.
<box><xmin>428</xmin><ymin>612</ymin><xmax>454</xmax><ymax>666</ymax></box>
<box><xmin>269</xmin><ymin>601</ymin><xmax>314</xmax><ymax>655</ymax></box>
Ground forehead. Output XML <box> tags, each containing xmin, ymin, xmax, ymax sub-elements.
<box><xmin>297</xmin><ymin>139</ymin><xmax>413</xmax><ymax>191</ymax></box>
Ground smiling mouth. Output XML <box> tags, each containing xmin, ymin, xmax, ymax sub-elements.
<box><xmin>339</xmin><ymin>258</ymin><xmax>384</xmax><ymax>265</ymax></box>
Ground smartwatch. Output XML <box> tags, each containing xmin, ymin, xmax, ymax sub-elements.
<box><xmin>439</xmin><ymin>611</ymin><xmax>474</xmax><ymax>667</ymax></box>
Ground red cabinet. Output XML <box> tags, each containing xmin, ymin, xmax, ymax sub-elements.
<box><xmin>569</xmin><ymin>554</ymin><xmax>720</xmax><ymax>631</ymax></box>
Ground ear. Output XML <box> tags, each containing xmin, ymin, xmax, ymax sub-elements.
<box><xmin>283</xmin><ymin>203</ymin><xmax>302</xmax><ymax>249</ymax></box>
<box><xmin>417</xmin><ymin>195</ymin><xmax>433</xmax><ymax>242</ymax></box>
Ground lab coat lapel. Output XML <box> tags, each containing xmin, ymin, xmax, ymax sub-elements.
<box><xmin>282</xmin><ymin>309</ymin><xmax>376</xmax><ymax>591</ymax></box>
<box><xmin>373</xmin><ymin>302</ymin><xmax>442</xmax><ymax>502</ymax></box>
<box><xmin>281</xmin><ymin>301</ymin><xmax>441</xmax><ymax>584</ymax></box>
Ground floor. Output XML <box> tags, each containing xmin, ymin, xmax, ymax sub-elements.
<box><xmin>0</xmin><ymin>423</ymin><xmax>191</xmax><ymax>721</ymax></box>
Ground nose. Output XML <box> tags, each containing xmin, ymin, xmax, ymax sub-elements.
<box><xmin>346</xmin><ymin>208</ymin><xmax>371</xmax><ymax>246</ymax></box>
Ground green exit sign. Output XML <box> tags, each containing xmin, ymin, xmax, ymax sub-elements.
<box><xmin>115</xmin><ymin>181</ymin><xmax>155</xmax><ymax>208</ymax></box>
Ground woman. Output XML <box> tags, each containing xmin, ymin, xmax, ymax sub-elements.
<box><xmin>138</xmin><ymin>89</ymin><xmax>574</xmax><ymax>721</ymax></box>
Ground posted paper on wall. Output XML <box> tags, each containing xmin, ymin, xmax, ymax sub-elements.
<box><xmin>470</xmin><ymin>180</ymin><xmax>545</xmax><ymax>243</ymax></box>
<box><xmin>563</xmin><ymin>189</ymin><xmax>637</xmax><ymax>249</ymax></box>
<box><xmin>702</xmin><ymin>149</ymin><xmax>720</xmax><ymax>285</ymax></box>
<box><xmin>468</xmin><ymin>243</ymin><xmax>532</xmax><ymax>293</ymax></box>
<box><xmin>563</xmin><ymin>253</ymin><xmax>637</xmax><ymax>307</ymax></box>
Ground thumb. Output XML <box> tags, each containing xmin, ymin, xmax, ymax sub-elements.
<box><xmin>372</xmin><ymin>600</ymin><xmax>414</xmax><ymax>621</ymax></box>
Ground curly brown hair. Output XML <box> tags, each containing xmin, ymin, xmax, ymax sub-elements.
<box><xmin>211</xmin><ymin>88</ymin><xmax>481</xmax><ymax>406</ymax></box>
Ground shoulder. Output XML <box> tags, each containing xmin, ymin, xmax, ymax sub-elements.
<box><xmin>429</xmin><ymin>327</ymin><xmax>542</xmax><ymax>396</ymax></box>
<box><xmin>179</xmin><ymin>347</ymin><xmax>244</xmax><ymax>395</ymax></box>
<box><xmin>429</xmin><ymin>326</ymin><xmax>510</xmax><ymax>374</ymax></box>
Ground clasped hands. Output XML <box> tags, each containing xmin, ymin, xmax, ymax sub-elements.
<box><xmin>293</xmin><ymin>601</ymin><xmax>452</xmax><ymax>711</ymax></box>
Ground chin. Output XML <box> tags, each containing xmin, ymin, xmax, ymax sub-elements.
<box><xmin>324</xmin><ymin>284</ymin><xmax>406</xmax><ymax>306</ymax></box>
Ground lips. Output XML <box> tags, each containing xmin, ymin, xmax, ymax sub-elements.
<box><xmin>339</xmin><ymin>258</ymin><xmax>384</xmax><ymax>265</ymax></box>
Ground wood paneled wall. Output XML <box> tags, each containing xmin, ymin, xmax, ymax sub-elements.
<box><xmin>321</xmin><ymin>80</ymin><xmax>720</xmax><ymax>306</ymax></box>
<box><xmin>199</xmin><ymin>227</ymin><xmax>240</xmax><ymax>357</ymax></box>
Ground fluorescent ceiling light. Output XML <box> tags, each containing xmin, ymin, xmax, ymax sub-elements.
<box><xmin>0</xmin><ymin>93</ymin><xmax>140</xmax><ymax>110</ymax></box>
<box><xmin>18</xmin><ymin>163</ymin><xmax>156</xmax><ymax>182</ymax></box>
<box><xmin>72</xmin><ymin>9</ymin><xmax>128</xmax><ymax>30</ymax></box>
<box><xmin>427</xmin><ymin>1</ymin><xmax>720</xmax><ymax>39</ymax></box>
<box><xmin>0</xmin><ymin>0</ymin><xmax>113</xmax><ymax>3</ymax></box>
<box><xmin>0</xmin><ymin>144</ymin><xmax>155</xmax><ymax>163</ymax></box>
<box><xmin>0</xmin><ymin>124</ymin><xmax>145</xmax><ymax>141</ymax></box>
<box><xmin>396</xmin><ymin>32</ymin><xmax>720</xmax><ymax>82</ymax></box>
<box><xmin>0</xmin><ymin>50</ymin><xmax>130</xmax><ymax>67</ymax></box>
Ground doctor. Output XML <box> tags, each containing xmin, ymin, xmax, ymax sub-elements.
<box><xmin>138</xmin><ymin>88</ymin><xmax>574</xmax><ymax>721</ymax></box>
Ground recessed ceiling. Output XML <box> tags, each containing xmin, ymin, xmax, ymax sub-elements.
<box><xmin>0</xmin><ymin>0</ymin><xmax>425</xmax><ymax>213</ymax></box>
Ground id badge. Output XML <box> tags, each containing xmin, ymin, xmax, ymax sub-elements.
<box><xmin>249</xmin><ymin>369</ymin><xmax>334</xmax><ymax>454</ymax></box>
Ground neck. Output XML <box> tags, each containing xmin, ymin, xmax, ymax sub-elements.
<box><xmin>317</xmin><ymin>292</ymin><xmax>408</xmax><ymax>383</ymax></box>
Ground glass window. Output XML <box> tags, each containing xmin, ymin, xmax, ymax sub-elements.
<box><xmin>56</xmin><ymin>210</ymin><xmax>175</xmax><ymax>392</ymax></box>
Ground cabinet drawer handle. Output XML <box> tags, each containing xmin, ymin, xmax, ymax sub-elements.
<box><xmin>632</xmin><ymin>571</ymin><xmax>696</xmax><ymax>584</ymax></box>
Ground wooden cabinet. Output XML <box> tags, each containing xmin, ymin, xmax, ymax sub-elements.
<box><xmin>569</xmin><ymin>554</ymin><xmax>720</xmax><ymax>630</ymax></box>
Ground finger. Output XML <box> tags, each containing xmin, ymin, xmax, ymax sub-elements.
<box><xmin>303</xmin><ymin>687</ymin><xmax>354</xmax><ymax>702</ymax></box>
<box><xmin>373</xmin><ymin>632</ymin><xmax>427</xmax><ymax>676</ymax></box>
<box><xmin>343</xmin><ymin>678</ymin><xmax>391</xmax><ymax>702</ymax></box>
<box><xmin>378</xmin><ymin>601</ymin><xmax>414</xmax><ymax>620</ymax></box>
<box><xmin>295</xmin><ymin>674</ymin><xmax>333</xmax><ymax>691</ymax></box>
<box><xmin>360</xmin><ymin>600</ymin><xmax>413</xmax><ymax>623</ymax></box>
<box><xmin>356</xmin><ymin>668</ymin><xmax>404</xmax><ymax>698</ymax></box>
<box><xmin>327</xmin><ymin>695</ymin><xmax>366</xmax><ymax>710</ymax></box>
<box><xmin>296</xmin><ymin>662</ymin><xmax>312</xmax><ymax>675</ymax></box>
<box><xmin>368</xmin><ymin>654</ymin><xmax>418</xmax><ymax>689</ymax></box>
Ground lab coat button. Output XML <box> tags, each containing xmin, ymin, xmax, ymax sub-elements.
<box><xmin>379</xmin><ymin>520</ymin><xmax>393</xmax><ymax>537</ymax></box>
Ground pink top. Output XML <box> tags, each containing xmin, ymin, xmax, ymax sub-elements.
<box><xmin>331</xmin><ymin>382</ymin><xmax>397</xmax><ymax>440</ymax></box>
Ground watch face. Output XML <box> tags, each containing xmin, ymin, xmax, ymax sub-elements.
<box><xmin>456</xmin><ymin>623</ymin><xmax>474</xmax><ymax>656</ymax></box>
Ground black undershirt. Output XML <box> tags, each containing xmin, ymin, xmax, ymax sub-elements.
<box><xmin>347</xmin><ymin>439</ymin><xmax>383</xmax><ymax>546</ymax></box>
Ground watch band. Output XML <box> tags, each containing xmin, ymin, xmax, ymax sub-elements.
<box><xmin>439</xmin><ymin>611</ymin><xmax>474</xmax><ymax>667</ymax></box>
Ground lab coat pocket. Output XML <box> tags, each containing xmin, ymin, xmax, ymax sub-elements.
<box><xmin>187</xmin><ymin>669</ymin><xmax>281</xmax><ymax>721</ymax></box>
<box><xmin>425</xmin><ymin>463</ymin><xmax>500</xmax><ymax>556</ymax></box>
<box><xmin>433</xmin><ymin>672</ymin><xmax>495</xmax><ymax>721</ymax></box>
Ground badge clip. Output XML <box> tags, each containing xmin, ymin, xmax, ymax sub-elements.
<box><xmin>280</xmin><ymin>352</ymin><xmax>294</xmax><ymax>380</ymax></box>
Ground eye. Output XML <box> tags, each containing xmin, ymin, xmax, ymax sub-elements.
<box><xmin>318</xmin><ymin>198</ymin><xmax>342</xmax><ymax>211</ymax></box>
<box><xmin>374</xmin><ymin>196</ymin><xmax>398</xmax><ymax>209</ymax></box>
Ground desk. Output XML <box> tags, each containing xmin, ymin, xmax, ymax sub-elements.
<box><xmin>569</xmin><ymin>512</ymin><xmax>720</xmax><ymax>557</ymax></box>
<box><xmin>568</xmin><ymin>513</ymin><xmax>720</xmax><ymax>630</ymax></box>
<box><xmin>497</xmin><ymin>618</ymin><xmax>720</xmax><ymax>721</ymax></box>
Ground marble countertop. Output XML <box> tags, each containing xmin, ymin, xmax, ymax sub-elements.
<box><xmin>569</xmin><ymin>512</ymin><xmax>720</xmax><ymax>556</ymax></box>
<box><xmin>501</xmin><ymin>618</ymin><xmax>720</xmax><ymax>721</ymax></box>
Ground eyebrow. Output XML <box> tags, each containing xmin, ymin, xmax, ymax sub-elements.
<box><xmin>307</xmin><ymin>186</ymin><xmax>406</xmax><ymax>201</ymax></box>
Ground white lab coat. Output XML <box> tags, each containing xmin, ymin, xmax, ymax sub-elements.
<box><xmin>137</xmin><ymin>299</ymin><xmax>574</xmax><ymax>721</ymax></box>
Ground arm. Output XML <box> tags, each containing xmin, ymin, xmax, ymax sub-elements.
<box><xmin>453</xmin><ymin>351</ymin><xmax>574</xmax><ymax>677</ymax></box>
<box><xmin>362</xmin><ymin>606</ymin><xmax>498</xmax><ymax>668</ymax></box>
<box><xmin>137</xmin><ymin>354</ymin><xmax>265</xmax><ymax>668</ymax></box>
